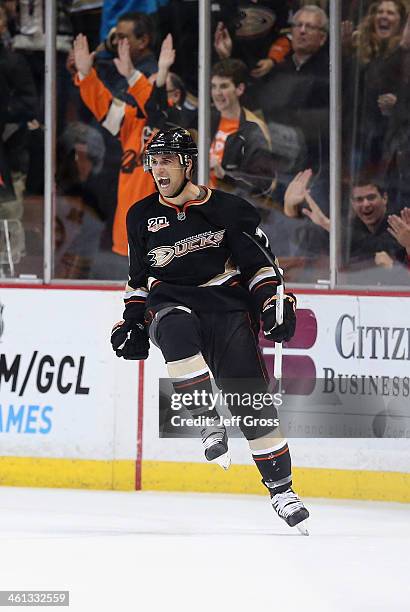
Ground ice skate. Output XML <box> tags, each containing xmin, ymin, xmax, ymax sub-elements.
<box><xmin>201</xmin><ymin>421</ymin><xmax>231</xmax><ymax>470</ymax></box>
<box><xmin>270</xmin><ymin>487</ymin><xmax>310</xmax><ymax>535</ymax></box>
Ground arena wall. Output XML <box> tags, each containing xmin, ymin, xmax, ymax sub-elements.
<box><xmin>0</xmin><ymin>287</ymin><xmax>409</xmax><ymax>502</ymax></box>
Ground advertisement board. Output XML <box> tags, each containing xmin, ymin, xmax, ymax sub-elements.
<box><xmin>142</xmin><ymin>293</ymin><xmax>410</xmax><ymax>501</ymax></box>
<box><xmin>0</xmin><ymin>288</ymin><xmax>139</xmax><ymax>489</ymax></box>
<box><xmin>0</xmin><ymin>287</ymin><xmax>409</xmax><ymax>500</ymax></box>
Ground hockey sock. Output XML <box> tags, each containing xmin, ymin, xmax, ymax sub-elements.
<box><xmin>251</xmin><ymin>439</ymin><xmax>292</xmax><ymax>495</ymax></box>
<box><xmin>167</xmin><ymin>353</ymin><xmax>216</xmax><ymax>417</ymax></box>
<box><xmin>168</xmin><ymin>353</ymin><xmax>228</xmax><ymax>462</ymax></box>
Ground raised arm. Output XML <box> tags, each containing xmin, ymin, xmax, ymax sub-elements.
<box><xmin>73</xmin><ymin>33</ymin><xmax>114</xmax><ymax>122</ymax></box>
<box><xmin>114</xmin><ymin>38</ymin><xmax>153</xmax><ymax>113</ymax></box>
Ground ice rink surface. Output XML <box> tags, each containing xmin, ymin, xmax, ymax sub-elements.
<box><xmin>0</xmin><ymin>487</ymin><xmax>409</xmax><ymax>612</ymax></box>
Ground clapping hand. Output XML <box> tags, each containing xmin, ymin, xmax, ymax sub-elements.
<box><xmin>155</xmin><ymin>33</ymin><xmax>176</xmax><ymax>87</ymax></box>
<box><xmin>158</xmin><ymin>34</ymin><xmax>175</xmax><ymax>74</ymax></box>
<box><xmin>113</xmin><ymin>38</ymin><xmax>135</xmax><ymax>79</ymax></box>
<box><xmin>214</xmin><ymin>22</ymin><xmax>232</xmax><ymax>59</ymax></box>
<box><xmin>387</xmin><ymin>207</ymin><xmax>410</xmax><ymax>252</ymax></box>
<box><xmin>302</xmin><ymin>191</ymin><xmax>330</xmax><ymax>231</ymax></box>
<box><xmin>73</xmin><ymin>33</ymin><xmax>95</xmax><ymax>77</ymax></box>
<box><xmin>284</xmin><ymin>169</ymin><xmax>313</xmax><ymax>217</ymax></box>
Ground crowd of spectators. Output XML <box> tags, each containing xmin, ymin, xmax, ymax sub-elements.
<box><xmin>1</xmin><ymin>0</ymin><xmax>409</xmax><ymax>285</ymax></box>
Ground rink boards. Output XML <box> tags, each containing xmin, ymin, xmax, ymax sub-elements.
<box><xmin>0</xmin><ymin>286</ymin><xmax>409</xmax><ymax>501</ymax></box>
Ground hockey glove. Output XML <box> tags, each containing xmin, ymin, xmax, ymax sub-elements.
<box><xmin>261</xmin><ymin>293</ymin><xmax>297</xmax><ymax>343</ymax></box>
<box><xmin>111</xmin><ymin>320</ymin><xmax>149</xmax><ymax>360</ymax></box>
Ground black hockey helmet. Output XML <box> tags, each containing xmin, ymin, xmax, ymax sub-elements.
<box><xmin>144</xmin><ymin>127</ymin><xmax>198</xmax><ymax>171</ymax></box>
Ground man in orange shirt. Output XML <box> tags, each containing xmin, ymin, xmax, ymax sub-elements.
<box><xmin>209</xmin><ymin>59</ymin><xmax>274</xmax><ymax>198</ymax></box>
<box><xmin>73</xmin><ymin>33</ymin><xmax>156</xmax><ymax>261</ymax></box>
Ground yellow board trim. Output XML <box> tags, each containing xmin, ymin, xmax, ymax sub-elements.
<box><xmin>0</xmin><ymin>457</ymin><xmax>409</xmax><ymax>503</ymax></box>
<box><xmin>142</xmin><ymin>460</ymin><xmax>410</xmax><ymax>503</ymax></box>
<box><xmin>0</xmin><ymin>457</ymin><xmax>135</xmax><ymax>491</ymax></box>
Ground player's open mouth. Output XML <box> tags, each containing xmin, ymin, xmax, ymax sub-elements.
<box><xmin>158</xmin><ymin>178</ymin><xmax>171</xmax><ymax>188</ymax></box>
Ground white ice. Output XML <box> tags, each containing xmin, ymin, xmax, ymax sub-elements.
<box><xmin>0</xmin><ymin>487</ymin><xmax>409</xmax><ymax>612</ymax></box>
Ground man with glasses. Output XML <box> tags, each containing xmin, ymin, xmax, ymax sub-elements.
<box><xmin>108</xmin><ymin>12</ymin><xmax>158</xmax><ymax>78</ymax></box>
<box><xmin>93</xmin><ymin>11</ymin><xmax>158</xmax><ymax>103</ymax></box>
<box><xmin>290</xmin><ymin>5</ymin><xmax>328</xmax><ymax>65</ymax></box>
<box><xmin>261</xmin><ymin>5</ymin><xmax>329</xmax><ymax>203</ymax></box>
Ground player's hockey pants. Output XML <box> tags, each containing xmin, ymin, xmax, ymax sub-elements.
<box><xmin>151</xmin><ymin>307</ymin><xmax>278</xmax><ymax>440</ymax></box>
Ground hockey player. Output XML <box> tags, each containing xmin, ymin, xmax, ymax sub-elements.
<box><xmin>111</xmin><ymin>127</ymin><xmax>309</xmax><ymax>532</ymax></box>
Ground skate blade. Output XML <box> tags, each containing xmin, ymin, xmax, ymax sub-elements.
<box><xmin>211</xmin><ymin>451</ymin><xmax>231</xmax><ymax>470</ymax></box>
<box><xmin>296</xmin><ymin>520</ymin><xmax>309</xmax><ymax>536</ymax></box>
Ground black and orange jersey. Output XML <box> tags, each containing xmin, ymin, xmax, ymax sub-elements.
<box><xmin>75</xmin><ymin>68</ymin><xmax>156</xmax><ymax>256</ymax></box>
<box><xmin>122</xmin><ymin>187</ymin><xmax>279</xmax><ymax>323</ymax></box>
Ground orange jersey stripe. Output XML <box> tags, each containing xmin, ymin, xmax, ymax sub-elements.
<box><xmin>253</xmin><ymin>446</ymin><xmax>289</xmax><ymax>461</ymax></box>
<box><xmin>174</xmin><ymin>374</ymin><xmax>211</xmax><ymax>389</ymax></box>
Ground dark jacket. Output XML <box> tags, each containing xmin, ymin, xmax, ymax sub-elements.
<box><xmin>0</xmin><ymin>43</ymin><xmax>37</xmax><ymax>125</ymax></box>
<box><xmin>379</xmin><ymin>48</ymin><xmax>410</xmax><ymax>207</ymax></box>
<box><xmin>347</xmin><ymin>214</ymin><xmax>408</xmax><ymax>265</ymax></box>
<box><xmin>210</xmin><ymin>106</ymin><xmax>275</xmax><ymax>197</ymax></box>
<box><xmin>343</xmin><ymin>45</ymin><xmax>404</xmax><ymax>172</ymax></box>
<box><xmin>262</xmin><ymin>48</ymin><xmax>329</xmax><ymax>173</ymax></box>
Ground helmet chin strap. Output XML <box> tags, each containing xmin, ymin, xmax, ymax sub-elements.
<box><xmin>168</xmin><ymin>168</ymin><xmax>190</xmax><ymax>198</ymax></box>
<box><xmin>169</xmin><ymin>177</ymin><xmax>189</xmax><ymax>198</ymax></box>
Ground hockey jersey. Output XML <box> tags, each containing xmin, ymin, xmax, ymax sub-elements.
<box><xmin>123</xmin><ymin>188</ymin><xmax>279</xmax><ymax>323</ymax></box>
<box><xmin>75</xmin><ymin>68</ymin><xmax>156</xmax><ymax>256</ymax></box>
